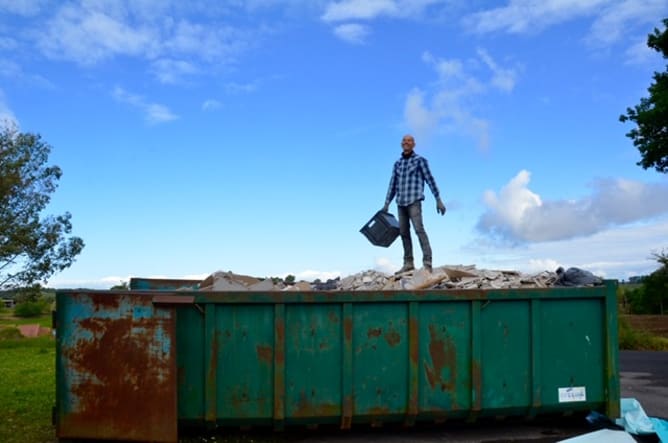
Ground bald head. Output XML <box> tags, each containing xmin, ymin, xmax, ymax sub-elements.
<box><xmin>401</xmin><ymin>134</ymin><xmax>415</xmax><ymax>155</ymax></box>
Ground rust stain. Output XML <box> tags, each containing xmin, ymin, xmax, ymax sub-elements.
<box><xmin>409</xmin><ymin>318</ymin><xmax>419</xmax><ymax>364</ymax></box>
<box><xmin>230</xmin><ymin>385</ymin><xmax>250</xmax><ymax>407</ymax></box>
<box><xmin>384</xmin><ymin>329</ymin><xmax>401</xmax><ymax>347</ymax></box>
<box><xmin>256</xmin><ymin>344</ymin><xmax>273</xmax><ymax>364</ymax></box>
<box><xmin>86</xmin><ymin>293</ymin><xmax>121</xmax><ymax>309</ymax></box>
<box><xmin>328</xmin><ymin>310</ymin><xmax>340</xmax><ymax>324</ymax></box>
<box><xmin>230</xmin><ymin>386</ymin><xmax>270</xmax><ymax>417</ymax></box>
<box><xmin>61</xmin><ymin>312</ymin><xmax>176</xmax><ymax>441</ymax></box>
<box><xmin>319</xmin><ymin>342</ymin><xmax>329</xmax><ymax>350</ymax></box>
<box><xmin>275</xmin><ymin>321</ymin><xmax>285</xmax><ymax>364</ymax></box>
<box><xmin>367</xmin><ymin>327</ymin><xmax>382</xmax><ymax>338</ymax></box>
<box><xmin>208</xmin><ymin>328</ymin><xmax>219</xmax><ymax>392</ymax></box>
<box><xmin>364</xmin><ymin>405</ymin><xmax>391</xmax><ymax>416</ymax></box>
<box><xmin>423</xmin><ymin>325</ymin><xmax>456</xmax><ymax>392</ymax></box>
<box><xmin>291</xmin><ymin>390</ymin><xmax>340</xmax><ymax>417</ymax></box>
<box><xmin>471</xmin><ymin>359</ymin><xmax>482</xmax><ymax>410</ymax></box>
<box><xmin>344</xmin><ymin>317</ymin><xmax>353</xmax><ymax>341</ymax></box>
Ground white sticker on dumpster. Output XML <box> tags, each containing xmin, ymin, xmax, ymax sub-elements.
<box><xmin>558</xmin><ymin>387</ymin><xmax>587</xmax><ymax>403</ymax></box>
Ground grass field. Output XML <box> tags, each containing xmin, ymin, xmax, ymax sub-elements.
<box><xmin>0</xmin><ymin>310</ymin><xmax>52</xmax><ymax>328</ymax></box>
<box><xmin>0</xmin><ymin>335</ymin><xmax>56</xmax><ymax>443</ymax></box>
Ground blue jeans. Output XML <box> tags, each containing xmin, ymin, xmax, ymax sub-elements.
<box><xmin>397</xmin><ymin>201</ymin><xmax>432</xmax><ymax>267</ymax></box>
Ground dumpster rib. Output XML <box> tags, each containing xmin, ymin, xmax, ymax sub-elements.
<box><xmin>205</xmin><ymin>304</ymin><xmax>217</xmax><ymax>426</ymax></box>
<box><xmin>469</xmin><ymin>300</ymin><xmax>482</xmax><ymax>422</ymax></box>
<box><xmin>341</xmin><ymin>303</ymin><xmax>353</xmax><ymax>430</ymax></box>
<box><xmin>274</xmin><ymin>304</ymin><xmax>286</xmax><ymax>430</ymax></box>
<box><xmin>604</xmin><ymin>281</ymin><xmax>620</xmax><ymax>419</ymax></box>
<box><xmin>406</xmin><ymin>302</ymin><xmax>419</xmax><ymax>426</ymax></box>
<box><xmin>530</xmin><ymin>299</ymin><xmax>542</xmax><ymax>416</ymax></box>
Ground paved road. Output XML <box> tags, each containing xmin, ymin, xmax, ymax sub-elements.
<box><xmin>620</xmin><ymin>350</ymin><xmax>668</xmax><ymax>419</ymax></box>
<box><xmin>190</xmin><ymin>351</ymin><xmax>667</xmax><ymax>442</ymax></box>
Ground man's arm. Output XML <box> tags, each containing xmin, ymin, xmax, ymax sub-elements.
<box><xmin>383</xmin><ymin>163</ymin><xmax>397</xmax><ymax>211</ymax></box>
<box><xmin>420</xmin><ymin>158</ymin><xmax>446</xmax><ymax>215</ymax></box>
<box><xmin>420</xmin><ymin>157</ymin><xmax>440</xmax><ymax>199</ymax></box>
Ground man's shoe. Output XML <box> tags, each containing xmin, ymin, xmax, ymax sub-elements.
<box><xmin>395</xmin><ymin>263</ymin><xmax>415</xmax><ymax>275</ymax></box>
<box><xmin>424</xmin><ymin>264</ymin><xmax>432</xmax><ymax>273</ymax></box>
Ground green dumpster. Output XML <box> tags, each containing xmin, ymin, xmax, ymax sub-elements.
<box><xmin>55</xmin><ymin>281</ymin><xmax>620</xmax><ymax>442</ymax></box>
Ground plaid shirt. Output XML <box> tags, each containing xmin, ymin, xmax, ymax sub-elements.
<box><xmin>385</xmin><ymin>152</ymin><xmax>440</xmax><ymax>206</ymax></box>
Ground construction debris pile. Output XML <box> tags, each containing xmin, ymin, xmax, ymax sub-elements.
<box><xmin>194</xmin><ymin>265</ymin><xmax>603</xmax><ymax>292</ymax></box>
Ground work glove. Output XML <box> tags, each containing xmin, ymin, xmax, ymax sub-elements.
<box><xmin>437</xmin><ymin>198</ymin><xmax>446</xmax><ymax>215</ymax></box>
<box><xmin>382</xmin><ymin>202</ymin><xmax>390</xmax><ymax>213</ymax></box>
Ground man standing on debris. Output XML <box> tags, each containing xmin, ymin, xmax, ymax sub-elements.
<box><xmin>383</xmin><ymin>134</ymin><xmax>446</xmax><ymax>274</ymax></box>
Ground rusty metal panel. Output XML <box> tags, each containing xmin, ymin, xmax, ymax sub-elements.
<box><xmin>56</xmin><ymin>292</ymin><xmax>178</xmax><ymax>442</ymax></box>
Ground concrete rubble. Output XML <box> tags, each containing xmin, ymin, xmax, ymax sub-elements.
<box><xmin>195</xmin><ymin>265</ymin><xmax>601</xmax><ymax>292</ymax></box>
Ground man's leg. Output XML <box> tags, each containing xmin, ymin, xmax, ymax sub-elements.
<box><xmin>397</xmin><ymin>205</ymin><xmax>414</xmax><ymax>272</ymax></box>
<box><xmin>408</xmin><ymin>201</ymin><xmax>432</xmax><ymax>270</ymax></box>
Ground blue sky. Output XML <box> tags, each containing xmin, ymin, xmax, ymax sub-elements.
<box><xmin>2</xmin><ymin>0</ymin><xmax>668</xmax><ymax>289</ymax></box>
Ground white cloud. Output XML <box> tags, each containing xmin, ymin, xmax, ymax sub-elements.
<box><xmin>587</xmin><ymin>0</ymin><xmax>666</xmax><ymax>47</ymax></box>
<box><xmin>464</xmin><ymin>0</ymin><xmax>611</xmax><ymax>35</ymax></box>
<box><xmin>0</xmin><ymin>59</ymin><xmax>22</xmax><ymax>79</ymax></box>
<box><xmin>48</xmin><ymin>273</ymin><xmax>210</xmax><ymax>289</ymax></box>
<box><xmin>112</xmin><ymin>86</ymin><xmax>178</xmax><ymax>124</ymax></box>
<box><xmin>322</xmin><ymin>0</ymin><xmax>446</xmax><ymax>43</ymax></box>
<box><xmin>45</xmin><ymin>275</ymin><xmax>132</xmax><ymax>289</ymax></box>
<box><xmin>21</xmin><ymin>2</ymin><xmax>262</xmax><ymax>82</ymax></box>
<box><xmin>467</xmin><ymin>219</ymin><xmax>668</xmax><ymax>280</ymax></box>
<box><xmin>624</xmin><ymin>39</ymin><xmax>659</xmax><ymax>65</ymax></box>
<box><xmin>403</xmin><ymin>49</ymin><xmax>516</xmax><ymax>150</ymax></box>
<box><xmin>0</xmin><ymin>0</ymin><xmax>46</xmax><ymax>16</ymax></box>
<box><xmin>321</xmin><ymin>0</ymin><xmax>445</xmax><ymax>22</ymax></box>
<box><xmin>145</xmin><ymin>103</ymin><xmax>178</xmax><ymax>124</ymax></box>
<box><xmin>477</xmin><ymin>170</ymin><xmax>668</xmax><ymax>243</ymax></box>
<box><xmin>202</xmin><ymin>99</ymin><xmax>222</xmax><ymax>111</ymax></box>
<box><xmin>0</xmin><ymin>36</ymin><xmax>17</xmax><ymax>50</ymax></box>
<box><xmin>333</xmin><ymin>23</ymin><xmax>369</xmax><ymax>44</ymax></box>
<box><xmin>181</xmin><ymin>273</ymin><xmax>209</xmax><ymax>280</ymax></box>
<box><xmin>464</xmin><ymin>0</ymin><xmax>668</xmax><ymax>60</ymax></box>
<box><xmin>37</xmin><ymin>4</ymin><xmax>156</xmax><ymax>65</ymax></box>
<box><xmin>162</xmin><ymin>19</ymin><xmax>251</xmax><ymax>63</ymax></box>
<box><xmin>321</xmin><ymin>0</ymin><xmax>399</xmax><ymax>22</ymax></box>
<box><xmin>374</xmin><ymin>256</ymin><xmax>397</xmax><ymax>274</ymax></box>
<box><xmin>100</xmin><ymin>275</ymin><xmax>133</xmax><ymax>285</ymax></box>
<box><xmin>524</xmin><ymin>258</ymin><xmax>561</xmax><ymax>274</ymax></box>
<box><xmin>476</xmin><ymin>48</ymin><xmax>517</xmax><ymax>92</ymax></box>
<box><xmin>0</xmin><ymin>89</ymin><xmax>18</xmax><ymax>128</ymax></box>
<box><xmin>404</xmin><ymin>88</ymin><xmax>440</xmax><ymax>141</ymax></box>
<box><xmin>0</xmin><ymin>58</ymin><xmax>56</xmax><ymax>89</ymax></box>
<box><xmin>151</xmin><ymin>58</ymin><xmax>200</xmax><ymax>84</ymax></box>
<box><xmin>294</xmin><ymin>269</ymin><xmax>342</xmax><ymax>281</ymax></box>
<box><xmin>422</xmin><ymin>52</ymin><xmax>464</xmax><ymax>79</ymax></box>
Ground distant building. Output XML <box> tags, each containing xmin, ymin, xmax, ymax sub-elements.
<box><xmin>2</xmin><ymin>298</ymin><xmax>15</xmax><ymax>308</ymax></box>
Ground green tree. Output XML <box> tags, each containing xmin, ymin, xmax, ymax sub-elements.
<box><xmin>642</xmin><ymin>251</ymin><xmax>668</xmax><ymax>314</ymax></box>
<box><xmin>620</xmin><ymin>18</ymin><xmax>668</xmax><ymax>173</ymax></box>
<box><xmin>0</xmin><ymin>125</ymin><xmax>84</xmax><ymax>289</ymax></box>
<box><xmin>110</xmin><ymin>281</ymin><xmax>129</xmax><ymax>290</ymax></box>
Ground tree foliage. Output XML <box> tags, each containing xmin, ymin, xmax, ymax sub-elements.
<box><xmin>620</xmin><ymin>18</ymin><xmax>668</xmax><ymax>173</ymax></box>
<box><xmin>623</xmin><ymin>250</ymin><xmax>668</xmax><ymax>314</ymax></box>
<box><xmin>110</xmin><ymin>281</ymin><xmax>129</xmax><ymax>290</ymax></box>
<box><xmin>0</xmin><ymin>125</ymin><xmax>84</xmax><ymax>289</ymax></box>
